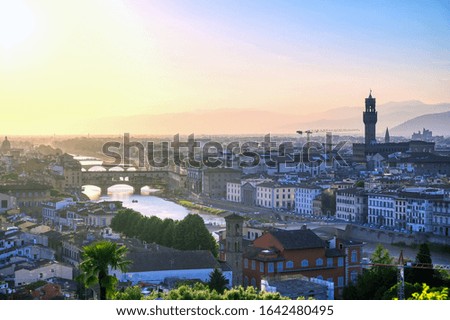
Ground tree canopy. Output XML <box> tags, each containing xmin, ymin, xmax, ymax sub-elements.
<box><xmin>208</xmin><ymin>268</ymin><xmax>229</xmax><ymax>294</ymax></box>
<box><xmin>344</xmin><ymin>244</ymin><xmax>450</xmax><ymax>300</ymax></box>
<box><xmin>408</xmin><ymin>284</ymin><xmax>448</xmax><ymax>300</ymax></box>
<box><xmin>78</xmin><ymin>241</ymin><xmax>131</xmax><ymax>300</ymax></box>
<box><xmin>146</xmin><ymin>283</ymin><xmax>289</xmax><ymax>300</ymax></box>
<box><xmin>111</xmin><ymin>209</ymin><xmax>218</xmax><ymax>256</ymax></box>
<box><xmin>343</xmin><ymin>244</ymin><xmax>397</xmax><ymax>300</ymax></box>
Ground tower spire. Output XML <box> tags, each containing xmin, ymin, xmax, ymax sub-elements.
<box><xmin>363</xmin><ymin>92</ymin><xmax>377</xmax><ymax>145</ymax></box>
<box><xmin>385</xmin><ymin>127</ymin><xmax>390</xmax><ymax>143</ymax></box>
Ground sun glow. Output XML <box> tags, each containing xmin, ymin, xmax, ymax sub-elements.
<box><xmin>0</xmin><ymin>0</ymin><xmax>37</xmax><ymax>50</ymax></box>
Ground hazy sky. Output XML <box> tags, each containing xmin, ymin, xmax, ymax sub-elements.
<box><xmin>0</xmin><ymin>0</ymin><xmax>449</xmax><ymax>134</ymax></box>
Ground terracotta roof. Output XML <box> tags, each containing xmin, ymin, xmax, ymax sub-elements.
<box><xmin>269</xmin><ymin>229</ymin><xmax>325</xmax><ymax>250</ymax></box>
<box><xmin>325</xmin><ymin>248</ymin><xmax>345</xmax><ymax>257</ymax></box>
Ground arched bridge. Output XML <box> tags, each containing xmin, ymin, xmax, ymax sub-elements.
<box><xmin>81</xmin><ymin>170</ymin><xmax>170</xmax><ymax>194</ymax></box>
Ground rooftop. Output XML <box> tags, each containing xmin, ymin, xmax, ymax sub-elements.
<box><xmin>267</xmin><ymin>229</ymin><xmax>325</xmax><ymax>250</ymax></box>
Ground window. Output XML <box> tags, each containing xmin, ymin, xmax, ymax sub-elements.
<box><xmin>251</xmin><ymin>260</ymin><xmax>256</xmax><ymax>270</ymax></box>
<box><xmin>316</xmin><ymin>258</ymin><xmax>323</xmax><ymax>266</ymax></box>
<box><xmin>327</xmin><ymin>258</ymin><xmax>333</xmax><ymax>267</ymax></box>
<box><xmin>268</xmin><ymin>262</ymin><xmax>274</xmax><ymax>273</ymax></box>
<box><xmin>260</xmin><ymin>262</ymin><xmax>264</xmax><ymax>273</ymax></box>
<box><xmin>338</xmin><ymin>276</ymin><xmax>344</xmax><ymax>287</ymax></box>
<box><xmin>350</xmin><ymin>271</ymin><xmax>358</xmax><ymax>283</ymax></box>
<box><xmin>338</xmin><ymin>257</ymin><xmax>344</xmax><ymax>267</ymax></box>
<box><xmin>351</xmin><ymin>250</ymin><xmax>358</xmax><ymax>263</ymax></box>
<box><xmin>244</xmin><ymin>258</ymin><xmax>248</xmax><ymax>269</ymax></box>
<box><xmin>301</xmin><ymin>259</ymin><xmax>309</xmax><ymax>267</ymax></box>
<box><xmin>277</xmin><ymin>262</ymin><xmax>283</xmax><ymax>272</ymax></box>
<box><xmin>1</xmin><ymin>200</ymin><xmax>7</xmax><ymax>208</ymax></box>
<box><xmin>286</xmin><ymin>261</ymin><xmax>294</xmax><ymax>269</ymax></box>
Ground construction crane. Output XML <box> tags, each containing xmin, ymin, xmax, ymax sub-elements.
<box><xmin>366</xmin><ymin>250</ymin><xmax>450</xmax><ymax>300</ymax></box>
<box><xmin>296</xmin><ymin>128</ymin><xmax>359</xmax><ymax>144</ymax></box>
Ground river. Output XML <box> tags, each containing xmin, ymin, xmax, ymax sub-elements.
<box><xmin>82</xmin><ymin>184</ymin><xmax>225</xmax><ymax>226</ymax></box>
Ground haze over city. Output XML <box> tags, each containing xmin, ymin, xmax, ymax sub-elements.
<box><xmin>0</xmin><ymin>0</ymin><xmax>449</xmax><ymax>135</ymax></box>
<box><xmin>1</xmin><ymin>1</ymin><xmax>450</xmax><ymax>309</ymax></box>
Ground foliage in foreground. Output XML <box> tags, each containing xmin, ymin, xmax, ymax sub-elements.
<box><xmin>407</xmin><ymin>284</ymin><xmax>448</xmax><ymax>300</ymax></box>
<box><xmin>112</xmin><ymin>283</ymin><xmax>294</xmax><ymax>300</ymax></box>
<box><xmin>208</xmin><ymin>268</ymin><xmax>229</xmax><ymax>294</ymax></box>
<box><xmin>78</xmin><ymin>241</ymin><xmax>131</xmax><ymax>300</ymax></box>
<box><xmin>343</xmin><ymin>244</ymin><xmax>450</xmax><ymax>300</ymax></box>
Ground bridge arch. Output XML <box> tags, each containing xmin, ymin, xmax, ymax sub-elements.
<box><xmin>88</xmin><ymin>166</ymin><xmax>107</xmax><ymax>172</ymax></box>
<box><xmin>109</xmin><ymin>166</ymin><xmax>125</xmax><ymax>172</ymax></box>
<box><xmin>82</xmin><ymin>185</ymin><xmax>102</xmax><ymax>200</ymax></box>
<box><xmin>81</xmin><ymin>170</ymin><xmax>169</xmax><ymax>195</ymax></box>
<box><xmin>141</xmin><ymin>185</ymin><xmax>162</xmax><ymax>195</ymax></box>
<box><xmin>107</xmin><ymin>184</ymin><xmax>135</xmax><ymax>194</ymax></box>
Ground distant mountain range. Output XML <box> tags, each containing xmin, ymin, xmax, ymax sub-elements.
<box><xmin>86</xmin><ymin>100</ymin><xmax>450</xmax><ymax>136</ymax></box>
<box><xmin>390</xmin><ymin>111</ymin><xmax>450</xmax><ymax>137</ymax></box>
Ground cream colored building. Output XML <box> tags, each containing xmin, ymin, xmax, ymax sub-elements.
<box><xmin>0</xmin><ymin>192</ymin><xmax>17</xmax><ymax>213</ymax></box>
<box><xmin>14</xmin><ymin>261</ymin><xmax>73</xmax><ymax>287</ymax></box>
<box><xmin>256</xmin><ymin>182</ymin><xmax>296</xmax><ymax>211</ymax></box>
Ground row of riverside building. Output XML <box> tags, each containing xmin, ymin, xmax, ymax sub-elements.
<box><xmin>225</xmin><ymin>177</ymin><xmax>450</xmax><ymax>238</ymax></box>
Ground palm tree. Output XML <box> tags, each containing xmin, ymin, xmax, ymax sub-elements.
<box><xmin>78</xmin><ymin>241</ymin><xmax>131</xmax><ymax>300</ymax></box>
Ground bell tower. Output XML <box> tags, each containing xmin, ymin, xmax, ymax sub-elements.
<box><xmin>363</xmin><ymin>90</ymin><xmax>377</xmax><ymax>146</ymax></box>
<box><xmin>224</xmin><ymin>213</ymin><xmax>244</xmax><ymax>287</ymax></box>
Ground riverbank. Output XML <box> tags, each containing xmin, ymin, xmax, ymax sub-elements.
<box><xmin>176</xmin><ymin>200</ymin><xmax>227</xmax><ymax>215</ymax></box>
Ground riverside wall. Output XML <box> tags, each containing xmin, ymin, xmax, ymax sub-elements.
<box><xmin>340</xmin><ymin>225</ymin><xmax>450</xmax><ymax>246</ymax></box>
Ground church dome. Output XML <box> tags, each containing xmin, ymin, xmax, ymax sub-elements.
<box><xmin>1</xmin><ymin>136</ymin><xmax>11</xmax><ymax>153</ymax></box>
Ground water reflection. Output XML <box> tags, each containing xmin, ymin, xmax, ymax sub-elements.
<box><xmin>82</xmin><ymin>185</ymin><xmax>224</xmax><ymax>225</ymax></box>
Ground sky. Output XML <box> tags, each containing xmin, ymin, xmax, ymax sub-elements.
<box><xmin>0</xmin><ymin>0</ymin><xmax>449</xmax><ymax>135</ymax></box>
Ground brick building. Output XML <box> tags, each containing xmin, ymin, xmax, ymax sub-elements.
<box><xmin>242</xmin><ymin>227</ymin><xmax>362</xmax><ymax>298</ymax></box>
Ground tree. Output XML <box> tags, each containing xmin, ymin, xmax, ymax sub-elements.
<box><xmin>343</xmin><ymin>244</ymin><xmax>397</xmax><ymax>299</ymax></box>
<box><xmin>382</xmin><ymin>282</ymin><xmax>422</xmax><ymax>300</ymax></box>
<box><xmin>113</xmin><ymin>286</ymin><xmax>144</xmax><ymax>300</ymax></box>
<box><xmin>173</xmin><ymin>214</ymin><xmax>218</xmax><ymax>257</ymax></box>
<box><xmin>78</xmin><ymin>241</ymin><xmax>131</xmax><ymax>300</ymax></box>
<box><xmin>161</xmin><ymin>219</ymin><xmax>175</xmax><ymax>247</ymax></box>
<box><xmin>414</xmin><ymin>243</ymin><xmax>434</xmax><ymax>285</ymax></box>
<box><xmin>321</xmin><ymin>189</ymin><xmax>336</xmax><ymax>216</ymax></box>
<box><xmin>208</xmin><ymin>269</ymin><xmax>228</xmax><ymax>294</ymax></box>
<box><xmin>371</xmin><ymin>244</ymin><xmax>394</xmax><ymax>265</ymax></box>
<box><xmin>110</xmin><ymin>210</ymin><xmax>218</xmax><ymax>257</ymax></box>
<box><xmin>405</xmin><ymin>243</ymin><xmax>438</xmax><ymax>287</ymax></box>
<box><xmin>408</xmin><ymin>284</ymin><xmax>448</xmax><ymax>300</ymax></box>
<box><xmin>146</xmin><ymin>283</ymin><xmax>290</xmax><ymax>300</ymax></box>
<box><xmin>354</xmin><ymin>180</ymin><xmax>365</xmax><ymax>188</ymax></box>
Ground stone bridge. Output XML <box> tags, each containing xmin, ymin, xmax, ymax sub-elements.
<box><xmin>81</xmin><ymin>170</ymin><xmax>170</xmax><ymax>194</ymax></box>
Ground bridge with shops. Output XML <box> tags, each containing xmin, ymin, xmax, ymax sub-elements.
<box><xmin>81</xmin><ymin>169</ymin><xmax>185</xmax><ymax>194</ymax></box>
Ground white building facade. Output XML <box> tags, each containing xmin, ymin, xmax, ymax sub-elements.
<box><xmin>295</xmin><ymin>185</ymin><xmax>322</xmax><ymax>215</ymax></box>
<box><xmin>256</xmin><ymin>183</ymin><xmax>296</xmax><ymax>211</ymax></box>
<box><xmin>335</xmin><ymin>188</ymin><xmax>367</xmax><ymax>223</ymax></box>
